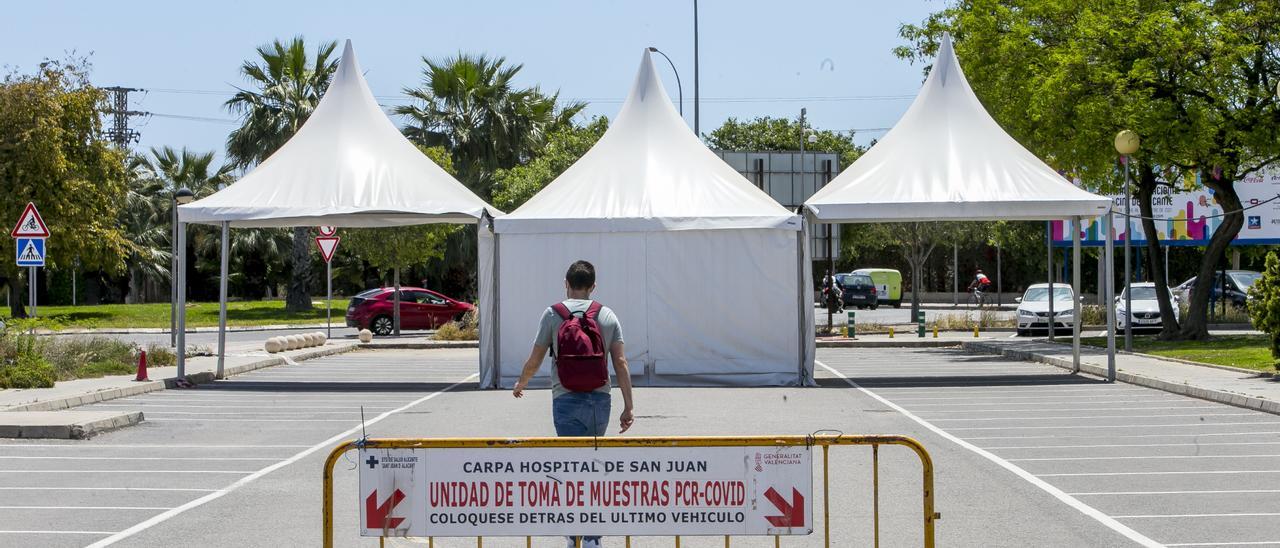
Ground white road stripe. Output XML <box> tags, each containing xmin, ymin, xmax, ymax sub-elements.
<box><xmin>815</xmin><ymin>360</ymin><xmax>1163</xmax><ymax>548</ymax></box>
<box><xmin>1040</xmin><ymin>471</ymin><xmax>1280</xmax><ymax>477</ymax></box>
<box><xmin>1116</xmin><ymin>513</ymin><xmax>1280</xmax><ymax>519</ymax></box>
<box><xmin>0</xmin><ymin>456</ymin><xmax>275</xmax><ymax>461</ymax></box>
<box><xmin>1009</xmin><ymin>454</ymin><xmax>1280</xmax><ymax>462</ymax></box>
<box><xmin>0</xmin><ymin>506</ymin><xmax>171</xmax><ymax>510</ymax></box>
<box><xmin>966</xmin><ymin>431</ymin><xmax>1280</xmax><ymax>441</ymax></box>
<box><xmin>932</xmin><ymin>413</ymin><xmax>1255</xmax><ymax>422</ymax></box>
<box><xmin>0</xmin><ymin>487</ymin><xmax>216</xmax><ymax>492</ymax></box>
<box><xmin>919</xmin><ymin>405</ymin><xmax>1222</xmax><ymax>414</ymax></box>
<box><xmin>1071</xmin><ymin>490</ymin><xmax>1280</xmax><ymax>496</ymax></box>
<box><xmin>1167</xmin><ymin>542</ymin><xmax>1280</xmax><ymax>546</ymax></box>
<box><xmin>86</xmin><ymin>372</ymin><xmax>478</xmax><ymax>547</ymax></box>
<box><xmin>989</xmin><ymin>441</ymin><xmax>1280</xmax><ymax>450</ymax></box>
<box><xmin>902</xmin><ymin>398</ymin><xmax>1183</xmax><ymax>406</ymax></box>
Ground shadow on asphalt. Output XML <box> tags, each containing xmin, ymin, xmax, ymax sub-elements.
<box><xmin>814</xmin><ymin>373</ymin><xmax>1103</xmax><ymax>389</ymax></box>
<box><xmin>189</xmin><ymin>381</ymin><xmax>482</xmax><ymax>392</ymax></box>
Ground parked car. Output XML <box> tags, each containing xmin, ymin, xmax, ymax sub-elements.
<box><xmin>1015</xmin><ymin>283</ymin><xmax>1077</xmax><ymax>336</ymax></box>
<box><xmin>345</xmin><ymin>287</ymin><xmax>474</xmax><ymax>335</ymax></box>
<box><xmin>852</xmin><ymin>268</ymin><xmax>902</xmax><ymax>308</ymax></box>
<box><xmin>840</xmin><ymin>272</ymin><xmax>879</xmax><ymax>309</ymax></box>
<box><xmin>1116</xmin><ymin>282</ymin><xmax>1180</xmax><ymax>330</ymax></box>
<box><xmin>1173</xmin><ymin>270</ymin><xmax>1261</xmax><ymax>308</ymax></box>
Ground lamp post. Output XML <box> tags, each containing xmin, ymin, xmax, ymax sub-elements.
<box><xmin>170</xmin><ymin>187</ymin><xmax>195</xmax><ymax>347</ymax></box>
<box><xmin>1115</xmin><ymin>130</ymin><xmax>1140</xmax><ymax>352</ymax></box>
<box><xmin>647</xmin><ymin>47</ymin><xmax>684</xmax><ymax>117</ymax></box>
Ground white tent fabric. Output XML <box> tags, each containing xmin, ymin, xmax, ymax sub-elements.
<box><xmin>804</xmin><ymin>34</ymin><xmax>1110</xmax><ymax>222</ymax></box>
<box><xmin>178</xmin><ymin>40</ymin><xmax>498</xmax><ymax>228</ymax></box>
<box><xmin>481</xmin><ymin>51</ymin><xmax>814</xmax><ymax>389</ymax></box>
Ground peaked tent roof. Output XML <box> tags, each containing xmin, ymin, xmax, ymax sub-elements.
<box><xmin>179</xmin><ymin>40</ymin><xmax>498</xmax><ymax>228</ymax></box>
<box><xmin>493</xmin><ymin>50</ymin><xmax>800</xmax><ymax>234</ymax></box>
<box><xmin>805</xmin><ymin>34</ymin><xmax>1110</xmax><ymax>222</ymax></box>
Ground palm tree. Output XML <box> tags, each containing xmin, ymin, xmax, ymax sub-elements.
<box><xmin>395</xmin><ymin>53</ymin><xmax>586</xmax><ymax>198</ymax></box>
<box><xmin>125</xmin><ymin>147</ymin><xmax>233</xmax><ymax>303</ymax></box>
<box><xmin>225</xmin><ymin>36</ymin><xmax>338</xmax><ymax>312</ymax></box>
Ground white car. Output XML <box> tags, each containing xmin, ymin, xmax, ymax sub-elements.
<box><xmin>1117</xmin><ymin>282</ymin><xmax>1180</xmax><ymax>330</ymax></box>
<box><xmin>1015</xmin><ymin>283</ymin><xmax>1077</xmax><ymax>336</ymax></box>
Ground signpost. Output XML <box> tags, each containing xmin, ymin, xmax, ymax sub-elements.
<box><xmin>357</xmin><ymin>445</ymin><xmax>813</xmax><ymax>538</ymax></box>
<box><xmin>11</xmin><ymin>203</ymin><xmax>49</xmax><ymax>318</ymax></box>
<box><xmin>315</xmin><ymin>228</ymin><xmax>340</xmax><ymax>338</ymax></box>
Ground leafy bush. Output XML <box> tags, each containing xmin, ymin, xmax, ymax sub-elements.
<box><xmin>144</xmin><ymin>345</ymin><xmax>175</xmax><ymax>367</ymax></box>
<box><xmin>435</xmin><ymin>308</ymin><xmax>479</xmax><ymax>341</ymax></box>
<box><xmin>42</xmin><ymin>336</ymin><xmax>137</xmax><ymax>380</ymax></box>
<box><xmin>1248</xmin><ymin>252</ymin><xmax>1280</xmax><ymax>362</ymax></box>
<box><xmin>0</xmin><ymin>353</ymin><xmax>57</xmax><ymax>388</ymax></box>
<box><xmin>73</xmin><ymin>360</ymin><xmax>136</xmax><ymax>379</ymax></box>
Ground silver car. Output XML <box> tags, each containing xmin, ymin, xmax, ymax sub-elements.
<box><xmin>1015</xmin><ymin>283</ymin><xmax>1076</xmax><ymax>336</ymax></box>
<box><xmin>1117</xmin><ymin>282</ymin><xmax>1180</xmax><ymax>330</ymax></box>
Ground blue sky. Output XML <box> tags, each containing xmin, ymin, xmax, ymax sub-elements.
<box><xmin>2</xmin><ymin>1</ymin><xmax>939</xmax><ymax>163</ymax></box>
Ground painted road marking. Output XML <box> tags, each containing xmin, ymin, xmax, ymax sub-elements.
<box><xmin>1166</xmin><ymin>542</ymin><xmax>1280</xmax><ymax>547</ymax></box>
<box><xmin>85</xmin><ymin>373</ymin><xmax>478</xmax><ymax>548</ymax></box>
<box><xmin>919</xmin><ymin>405</ymin><xmax>1224</xmax><ymax>414</ymax></box>
<box><xmin>1040</xmin><ymin>471</ymin><xmax>1280</xmax><ymax>477</ymax></box>
<box><xmin>898</xmin><ymin>398</ymin><xmax>1184</xmax><ymax>406</ymax></box>
<box><xmin>965</xmin><ymin>431</ymin><xmax>1280</xmax><ymax>441</ymax></box>
<box><xmin>1070</xmin><ymin>490</ymin><xmax>1280</xmax><ymax>496</ymax></box>
<box><xmin>1009</xmin><ymin>454</ymin><xmax>1280</xmax><ymax>461</ymax></box>
<box><xmin>949</xmin><ymin>421</ymin><xmax>1280</xmax><ymax>431</ymax></box>
<box><xmin>988</xmin><ymin>441</ymin><xmax>1280</xmax><ymax>450</ymax></box>
<box><xmin>931</xmin><ymin>412</ymin><xmax>1256</xmax><ymax>422</ymax></box>
<box><xmin>815</xmin><ymin>360</ymin><xmax>1163</xmax><ymax>547</ymax></box>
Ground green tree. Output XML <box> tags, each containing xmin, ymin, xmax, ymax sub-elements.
<box><xmin>225</xmin><ymin>36</ymin><xmax>338</xmax><ymax>313</ymax></box>
<box><xmin>1249</xmin><ymin>252</ymin><xmax>1280</xmax><ymax>363</ymax></box>
<box><xmin>842</xmin><ymin>221</ymin><xmax>988</xmax><ymax>319</ymax></box>
<box><xmin>704</xmin><ymin>116</ymin><xmax>865</xmax><ymax>168</ymax></box>
<box><xmin>492</xmin><ymin>116</ymin><xmax>609</xmax><ymax>211</ymax></box>
<box><xmin>395</xmin><ymin>53</ymin><xmax>586</xmax><ymax>199</ymax></box>
<box><xmin>343</xmin><ymin>146</ymin><xmax>460</xmax><ymax>332</ymax></box>
<box><xmin>0</xmin><ymin>57</ymin><xmax>128</xmax><ymax>317</ymax></box>
<box><xmin>899</xmin><ymin>0</ymin><xmax>1280</xmax><ymax>340</ymax></box>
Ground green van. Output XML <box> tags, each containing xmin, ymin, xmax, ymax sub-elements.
<box><xmin>852</xmin><ymin>268</ymin><xmax>903</xmax><ymax>308</ymax></box>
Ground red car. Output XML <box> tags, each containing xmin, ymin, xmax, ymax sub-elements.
<box><xmin>345</xmin><ymin>287</ymin><xmax>474</xmax><ymax>335</ymax></box>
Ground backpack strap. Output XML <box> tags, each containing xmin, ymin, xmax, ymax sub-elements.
<box><xmin>584</xmin><ymin>301</ymin><xmax>603</xmax><ymax>321</ymax></box>
<box><xmin>551</xmin><ymin>302</ymin><xmax>573</xmax><ymax>320</ymax></box>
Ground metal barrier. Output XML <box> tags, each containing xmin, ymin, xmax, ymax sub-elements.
<box><xmin>323</xmin><ymin>434</ymin><xmax>938</xmax><ymax>547</ymax></box>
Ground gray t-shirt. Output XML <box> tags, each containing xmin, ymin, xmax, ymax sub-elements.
<box><xmin>534</xmin><ymin>299</ymin><xmax>624</xmax><ymax>398</ymax></box>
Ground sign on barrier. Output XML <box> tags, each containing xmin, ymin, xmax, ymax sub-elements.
<box><xmin>358</xmin><ymin>445</ymin><xmax>813</xmax><ymax>538</ymax></box>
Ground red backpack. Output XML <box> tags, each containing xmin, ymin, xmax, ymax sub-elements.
<box><xmin>550</xmin><ymin>301</ymin><xmax>609</xmax><ymax>392</ymax></box>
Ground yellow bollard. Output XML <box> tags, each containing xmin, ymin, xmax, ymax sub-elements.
<box><xmin>933</xmin><ymin>325</ymin><xmax>938</xmax><ymax>338</ymax></box>
<box><xmin>889</xmin><ymin>327</ymin><xmax>895</xmax><ymax>338</ymax></box>
<box><xmin>974</xmin><ymin>326</ymin><xmax>979</xmax><ymax>338</ymax></box>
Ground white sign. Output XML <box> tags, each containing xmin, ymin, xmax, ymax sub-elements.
<box><xmin>358</xmin><ymin>445</ymin><xmax>813</xmax><ymax>538</ymax></box>
<box><xmin>315</xmin><ymin>236</ymin><xmax>340</xmax><ymax>263</ymax></box>
<box><xmin>10</xmin><ymin>202</ymin><xmax>49</xmax><ymax>238</ymax></box>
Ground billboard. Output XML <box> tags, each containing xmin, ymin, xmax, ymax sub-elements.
<box><xmin>1052</xmin><ymin>165</ymin><xmax>1280</xmax><ymax>247</ymax></box>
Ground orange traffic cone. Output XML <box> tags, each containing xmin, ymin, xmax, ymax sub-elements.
<box><xmin>135</xmin><ymin>350</ymin><xmax>149</xmax><ymax>382</ymax></box>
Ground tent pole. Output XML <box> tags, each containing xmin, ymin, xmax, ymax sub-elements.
<box><xmin>492</xmin><ymin>229</ymin><xmax>502</xmax><ymax>389</ymax></box>
<box><xmin>1072</xmin><ymin>216</ymin><xmax>1081</xmax><ymax>373</ymax></box>
<box><xmin>1047</xmin><ymin>221</ymin><xmax>1054</xmax><ymax>341</ymax></box>
<box><xmin>217</xmin><ymin>221</ymin><xmax>229</xmax><ymax>379</ymax></box>
<box><xmin>797</xmin><ymin>224</ymin><xmax>809</xmax><ymax>385</ymax></box>
<box><xmin>176</xmin><ymin>220</ymin><xmax>187</xmax><ymax>379</ymax></box>
<box><xmin>326</xmin><ymin>259</ymin><xmax>332</xmax><ymax>340</ymax></box>
<box><xmin>996</xmin><ymin>244</ymin><xmax>1002</xmax><ymax>307</ymax></box>
<box><xmin>393</xmin><ymin>267</ymin><xmax>401</xmax><ymax>336</ymax></box>
<box><xmin>953</xmin><ymin>243</ymin><xmax>958</xmax><ymax>307</ymax></box>
<box><xmin>1105</xmin><ymin>211</ymin><xmax>1117</xmax><ymax>382</ymax></box>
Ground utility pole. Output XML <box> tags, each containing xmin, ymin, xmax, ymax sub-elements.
<box><xmin>102</xmin><ymin>86</ymin><xmax>145</xmax><ymax>147</ymax></box>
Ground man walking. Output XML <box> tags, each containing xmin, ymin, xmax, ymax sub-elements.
<box><xmin>513</xmin><ymin>260</ymin><xmax>634</xmax><ymax>547</ymax></box>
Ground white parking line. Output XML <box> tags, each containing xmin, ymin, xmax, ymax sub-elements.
<box><xmin>1040</xmin><ymin>471</ymin><xmax>1280</xmax><ymax>477</ymax></box>
<box><xmin>950</xmin><ymin>421</ymin><xmax>1280</xmax><ymax>431</ymax></box>
<box><xmin>932</xmin><ymin>413</ymin><xmax>1255</xmax><ymax>422</ymax></box>
<box><xmin>1009</xmin><ymin>454</ymin><xmax>1280</xmax><ymax>462</ymax></box>
<box><xmin>920</xmin><ymin>405</ymin><xmax>1223</xmax><ymax>414</ymax></box>
<box><xmin>895</xmin><ymin>397</ymin><xmax>1182</xmax><ymax>405</ymax></box>
<box><xmin>1070</xmin><ymin>490</ymin><xmax>1280</xmax><ymax>496</ymax></box>
<box><xmin>1116</xmin><ymin>513</ymin><xmax>1280</xmax><ymax>519</ymax></box>
<box><xmin>86</xmin><ymin>372</ymin><xmax>478</xmax><ymax>547</ymax></box>
<box><xmin>967</xmin><ymin>431</ymin><xmax>1280</xmax><ymax>441</ymax></box>
<box><xmin>0</xmin><ymin>456</ymin><xmax>276</xmax><ymax>461</ymax></box>
<box><xmin>0</xmin><ymin>506</ymin><xmax>171</xmax><ymax>510</ymax></box>
<box><xmin>1167</xmin><ymin>542</ymin><xmax>1280</xmax><ymax>546</ymax></box>
<box><xmin>989</xmin><ymin>441</ymin><xmax>1280</xmax><ymax>450</ymax></box>
<box><xmin>815</xmin><ymin>360</ymin><xmax>1162</xmax><ymax>547</ymax></box>
<box><xmin>0</xmin><ymin>487</ymin><xmax>216</xmax><ymax>492</ymax></box>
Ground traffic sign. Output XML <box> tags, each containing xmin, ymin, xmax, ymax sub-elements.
<box><xmin>11</xmin><ymin>202</ymin><xmax>49</xmax><ymax>238</ymax></box>
<box><xmin>318</xmin><ymin>225</ymin><xmax>337</xmax><ymax>236</ymax></box>
<box><xmin>315</xmin><ymin>236</ymin><xmax>340</xmax><ymax>263</ymax></box>
<box><xmin>16</xmin><ymin>237</ymin><xmax>45</xmax><ymax>267</ymax></box>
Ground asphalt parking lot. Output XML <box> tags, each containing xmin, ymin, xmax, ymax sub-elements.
<box><xmin>1</xmin><ymin>346</ymin><xmax>1276</xmax><ymax>547</ymax></box>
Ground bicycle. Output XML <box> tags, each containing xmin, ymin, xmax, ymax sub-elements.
<box><xmin>967</xmin><ymin>287</ymin><xmax>987</xmax><ymax>308</ymax></box>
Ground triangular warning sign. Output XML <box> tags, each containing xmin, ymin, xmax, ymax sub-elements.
<box><xmin>315</xmin><ymin>236</ymin><xmax>340</xmax><ymax>263</ymax></box>
<box><xmin>18</xmin><ymin>240</ymin><xmax>41</xmax><ymax>261</ymax></box>
<box><xmin>11</xmin><ymin>203</ymin><xmax>49</xmax><ymax>237</ymax></box>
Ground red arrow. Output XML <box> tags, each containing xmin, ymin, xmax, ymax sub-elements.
<box><xmin>764</xmin><ymin>487</ymin><xmax>804</xmax><ymax>527</ymax></box>
<box><xmin>365</xmin><ymin>489</ymin><xmax>406</xmax><ymax>530</ymax></box>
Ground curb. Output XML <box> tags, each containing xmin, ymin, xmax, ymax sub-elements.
<box><xmin>961</xmin><ymin>341</ymin><xmax>1280</xmax><ymax>416</ymax></box>
<box><xmin>0</xmin><ymin>411</ymin><xmax>144</xmax><ymax>440</ymax></box>
<box><xmin>1</xmin><ymin>343</ymin><xmax>359</xmax><ymax>413</ymax></box>
<box><xmin>817</xmin><ymin>339</ymin><xmax>965</xmax><ymax>348</ymax></box>
<box><xmin>358</xmin><ymin>341</ymin><xmax>479</xmax><ymax>350</ymax></box>
<box><xmin>43</xmin><ymin>323</ymin><xmax>334</xmax><ymax>335</ymax></box>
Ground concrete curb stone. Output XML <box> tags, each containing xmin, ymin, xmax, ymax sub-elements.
<box><xmin>0</xmin><ymin>411</ymin><xmax>144</xmax><ymax>439</ymax></box>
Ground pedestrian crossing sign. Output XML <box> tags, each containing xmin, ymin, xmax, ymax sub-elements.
<box><xmin>16</xmin><ymin>237</ymin><xmax>45</xmax><ymax>267</ymax></box>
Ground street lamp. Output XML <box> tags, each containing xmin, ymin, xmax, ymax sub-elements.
<box><xmin>1114</xmin><ymin>130</ymin><xmax>1140</xmax><ymax>352</ymax></box>
<box><xmin>647</xmin><ymin>47</ymin><xmax>684</xmax><ymax>117</ymax></box>
<box><xmin>170</xmin><ymin>187</ymin><xmax>195</xmax><ymax>347</ymax></box>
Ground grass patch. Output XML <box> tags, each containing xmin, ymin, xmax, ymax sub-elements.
<box><xmin>0</xmin><ymin>333</ymin><xmax>179</xmax><ymax>388</ymax></box>
<box><xmin>0</xmin><ymin>299</ymin><xmax>347</xmax><ymax>330</ymax></box>
<box><xmin>1080</xmin><ymin>335</ymin><xmax>1275</xmax><ymax>371</ymax></box>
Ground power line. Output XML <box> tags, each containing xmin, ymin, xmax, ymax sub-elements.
<box><xmin>142</xmin><ymin>86</ymin><xmax>916</xmax><ymax>104</ymax></box>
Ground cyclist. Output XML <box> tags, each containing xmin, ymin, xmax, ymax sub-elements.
<box><xmin>968</xmin><ymin>270</ymin><xmax>992</xmax><ymax>304</ymax></box>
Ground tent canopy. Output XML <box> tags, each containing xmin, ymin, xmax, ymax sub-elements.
<box><xmin>178</xmin><ymin>40</ymin><xmax>498</xmax><ymax>228</ymax></box>
<box><xmin>804</xmin><ymin>33</ymin><xmax>1110</xmax><ymax>223</ymax></box>
<box><xmin>493</xmin><ymin>50</ymin><xmax>800</xmax><ymax>234</ymax></box>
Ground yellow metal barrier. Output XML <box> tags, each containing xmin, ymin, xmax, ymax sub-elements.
<box><xmin>323</xmin><ymin>434</ymin><xmax>938</xmax><ymax>547</ymax></box>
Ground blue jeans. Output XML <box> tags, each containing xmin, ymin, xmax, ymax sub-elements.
<box><xmin>553</xmin><ymin>392</ymin><xmax>610</xmax><ymax>546</ymax></box>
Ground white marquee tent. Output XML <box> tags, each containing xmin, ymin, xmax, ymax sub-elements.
<box><xmin>478</xmin><ymin>50</ymin><xmax>815</xmax><ymax>389</ymax></box>
<box><xmin>805</xmin><ymin>34</ymin><xmax>1118</xmax><ymax>374</ymax></box>
<box><xmin>177</xmin><ymin>40</ymin><xmax>498</xmax><ymax>376</ymax></box>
